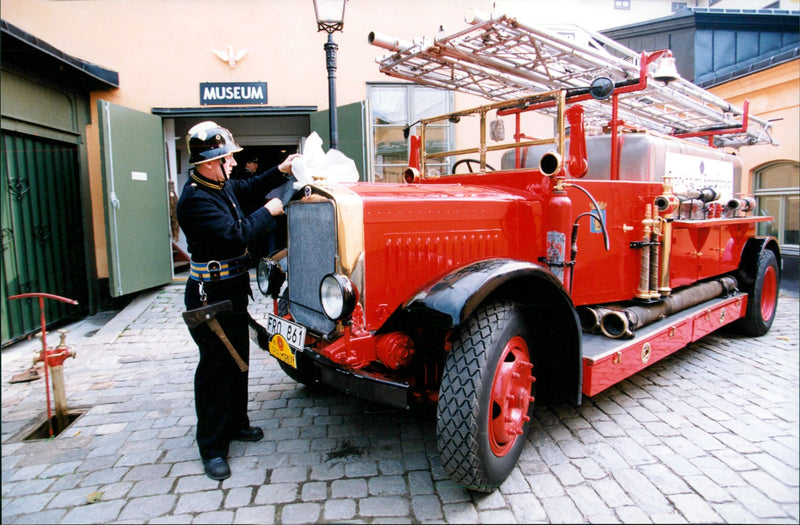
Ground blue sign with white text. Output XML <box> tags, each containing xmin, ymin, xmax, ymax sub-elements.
<box><xmin>200</xmin><ymin>82</ymin><xmax>267</xmax><ymax>105</ymax></box>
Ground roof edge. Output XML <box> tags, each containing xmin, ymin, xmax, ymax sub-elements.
<box><xmin>697</xmin><ymin>46</ymin><xmax>800</xmax><ymax>88</ymax></box>
<box><xmin>1</xmin><ymin>19</ymin><xmax>119</xmax><ymax>89</ymax></box>
<box><xmin>603</xmin><ymin>6</ymin><xmax>800</xmax><ymax>36</ymax></box>
<box><xmin>151</xmin><ymin>106</ymin><xmax>318</xmax><ymax>117</ymax></box>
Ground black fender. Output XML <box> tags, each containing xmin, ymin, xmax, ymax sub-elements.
<box><xmin>738</xmin><ymin>237</ymin><xmax>781</xmax><ymax>293</ymax></box>
<box><xmin>402</xmin><ymin>258</ymin><xmax>567</xmax><ymax>326</ymax></box>
<box><xmin>402</xmin><ymin>258</ymin><xmax>583</xmax><ymax>405</ymax></box>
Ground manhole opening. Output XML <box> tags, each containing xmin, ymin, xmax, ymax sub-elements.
<box><xmin>14</xmin><ymin>409</ymin><xmax>87</xmax><ymax>442</ymax></box>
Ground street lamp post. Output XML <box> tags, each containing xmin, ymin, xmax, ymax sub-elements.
<box><xmin>313</xmin><ymin>0</ymin><xmax>347</xmax><ymax>150</ymax></box>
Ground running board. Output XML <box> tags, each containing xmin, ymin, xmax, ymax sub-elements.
<box><xmin>581</xmin><ymin>292</ymin><xmax>747</xmax><ymax>397</ymax></box>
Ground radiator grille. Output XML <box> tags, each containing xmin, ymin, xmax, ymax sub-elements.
<box><xmin>287</xmin><ymin>201</ymin><xmax>337</xmax><ymax>334</ymax></box>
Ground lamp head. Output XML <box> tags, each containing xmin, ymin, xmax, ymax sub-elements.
<box><xmin>314</xmin><ymin>0</ymin><xmax>347</xmax><ymax>33</ymax></box>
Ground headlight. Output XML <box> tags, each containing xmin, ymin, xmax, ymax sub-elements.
<box><xmin>320</xmin><ymin>273</ymin><xmax>358</xmax><ymax>321</ymax></box>
<box><xmin>256</xmin><ymin>258</ymin><xmax>285</xmax><ymax>297</ymax></box>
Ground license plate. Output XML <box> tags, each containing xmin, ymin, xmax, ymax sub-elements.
<box><xmin>266</xmin><ymin>313</ymin><xmax>307</xmax><ymax>352</ymax></box>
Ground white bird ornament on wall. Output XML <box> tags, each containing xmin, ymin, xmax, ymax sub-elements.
<box><xmin>213</xmin><ymin>45</ymin><xmax>247</xmax><ymax>68</ymax></box>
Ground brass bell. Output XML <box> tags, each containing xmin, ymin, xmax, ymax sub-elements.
<box><xmin>653</xmin><ymin>57</ymin><xmax>679</xmax><ymax>85</ymax></box>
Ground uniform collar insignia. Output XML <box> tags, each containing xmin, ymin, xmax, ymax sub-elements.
<box><xmin>190</xmin><ymin>171</ymin><xmax>225</xmax><ymax>190</ymax></box>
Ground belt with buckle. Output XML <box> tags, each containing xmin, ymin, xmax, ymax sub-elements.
<box><xmin>190</xmin><ymin>254</ymin><xmax>250</xmax><ymax>282</ymax></box>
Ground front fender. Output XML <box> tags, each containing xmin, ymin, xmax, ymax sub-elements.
<box><xmin>403</xmin><ymin>258</ymin><xmax>569</xmax><ymax>328</ymax></box>
<box><xmin>402</xmin><ymin>258</ymin><xmax>583</xmax><ymax>405</ymax></box>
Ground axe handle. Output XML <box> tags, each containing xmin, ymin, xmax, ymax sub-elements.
<box><xmin>207</xmin><ymin>318</ymin><xmax>249</xmax><ymax>372</ymax></box>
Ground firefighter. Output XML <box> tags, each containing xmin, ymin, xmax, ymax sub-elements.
<box><xmin>232</xmin><ymin>153</ymin><xmax>259</xmax><ymax>180</ymax></box>
<box><xmin>177</xmin><ymin>121</ymin><xmax>299</xmax><ymax>480</ymax></box>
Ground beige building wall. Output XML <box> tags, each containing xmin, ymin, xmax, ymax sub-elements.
<box><xmin>2</xmin><ymin>0</ymin><xmax>795</xmax><ymax>279</ymax></box>
<box><xmin>3</xmin><ymin>0</ymin><xmax>735</xmax><ymax>114</ymax></box>
<box><xmin>710</xmin><ymin>60</ymin><xmax>800</xmax><ymax>194</ymax></box>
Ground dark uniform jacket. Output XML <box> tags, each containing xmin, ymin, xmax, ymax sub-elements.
<box><xmin>177</xmin><ymin>166</ymin><xmax>289</xmax><ymax>265</ymax></box>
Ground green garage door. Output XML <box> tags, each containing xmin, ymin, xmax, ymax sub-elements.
<box><xmin>1</xmin><ymin>132</ymin><xmax>89</xmax><ymax>345</ymax></box>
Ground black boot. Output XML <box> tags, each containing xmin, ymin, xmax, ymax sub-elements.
<box><xmin>202</xmin><ymin>457</ymin><xmax>231</xmax><ymax>480</ymax></box>
<box><xmin>232</xmin><ymin>426</ymin><xmax>264</xmax><ymax>442</ymax></box>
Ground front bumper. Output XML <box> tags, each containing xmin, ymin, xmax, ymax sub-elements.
<box><xmin>248</xmin><ymin>316</ymin><xmax>411</xmax><ymax>409</ymax></box>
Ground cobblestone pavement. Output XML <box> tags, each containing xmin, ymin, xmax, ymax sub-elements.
<box><xmin>2</xmin><ymin>282</ymin><xmax>798</xmax><ymax>524</ymax></box>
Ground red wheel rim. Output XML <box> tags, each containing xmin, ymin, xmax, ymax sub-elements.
<box><xmin>761</xmin><ymin>264</ymin><xmax>778</xmax><ymax>322</ymax></box>
<box><xmin>489</xmin><ymin>336</ymin><xmax>534</xmax><ymax>456</ymax></box>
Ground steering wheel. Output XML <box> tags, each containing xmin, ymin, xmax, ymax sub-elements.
<box><xmin>452</xmin><ymin>158</ymin><xmax>497</xmax><ymax>174</ymax></box>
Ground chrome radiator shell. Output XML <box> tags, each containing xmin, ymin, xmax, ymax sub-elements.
<box><xmin>286</xmin><ymin>200</ymin><xmax>337</xmax><ymax>335</ymax></box>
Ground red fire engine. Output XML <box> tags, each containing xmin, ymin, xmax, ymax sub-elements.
<box><xmin>250</xmin><ymin>10</ymin><xmax>780</xmax><ymax>492</ymax></box>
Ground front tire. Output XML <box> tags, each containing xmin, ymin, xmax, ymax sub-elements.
<box><xmin>736</xmin><ymin>249</ymin><xmax>779</xmax><ymax>336</ymax></box>
<box><xmin>277</xmin><ymin>360</ymin><xmax>316</xmax><ymax>387</ymax></box>
<box><xmin>437</xmin><ymin>300</ymin><xmax>535</xmax><ymax>492</ymax></box>
<box><xmin>272</xmin><ymin>286</ymin><xmax>317</xmax><ymax>387</ymax></box>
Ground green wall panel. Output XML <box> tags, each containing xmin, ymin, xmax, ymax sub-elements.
<box><xmin>310</xmin><ymin>101</ymin><xmax>367</xmax><ymax>181</ymax></box>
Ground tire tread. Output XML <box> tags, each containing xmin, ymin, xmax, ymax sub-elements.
<box><xmin>437</xmin><ymin>301</ymin><xmax>519</xmax><ymax>491</ymax></box>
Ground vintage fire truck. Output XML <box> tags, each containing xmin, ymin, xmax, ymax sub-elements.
<box><xmin>249</xmin><ymin>11</ymin><xmax>780</xmax><ymax>491</ymax></box>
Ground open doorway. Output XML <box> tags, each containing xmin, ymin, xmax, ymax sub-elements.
<box><xmin>162</xmin><ymin>113</ymin><xmax>310</xmax><ymax>280</ymax></box>
<box><xmin>233</xmin><ymin>144</ymin><xmax>299</xmax><ymax>179</ymax></box>
<box><xmin>231</xmin><ymin>143</ymin><xmax>300</xmax><ymax>260</ymax></box>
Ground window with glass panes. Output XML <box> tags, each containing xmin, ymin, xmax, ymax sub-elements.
<box><xmin>367</xmin><ymin>84</ymin><xmax>454</xmax><ymax>182</ymax></box>
<box><xmin>755</xmin><ymin>161</ymin><xmax>799</xmax><ymax>256</ymax></box>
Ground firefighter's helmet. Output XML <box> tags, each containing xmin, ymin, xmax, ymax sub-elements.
<box><xmin>186</xmin><ymin>121</ymin><xmax>242</xmax><ymax>165</ymax></box>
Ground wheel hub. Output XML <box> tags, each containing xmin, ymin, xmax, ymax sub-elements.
<box><xmin>761</xmin><ymin>265</ymin><xmax>778</xmax><ymax>321</ymax></box>
<box><xmin>489</xmin><ymin>335</ymin><xmax>534</xmax><ymax>456</ymax></box>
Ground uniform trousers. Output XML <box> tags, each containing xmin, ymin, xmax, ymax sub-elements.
<box><xmin>185</xmin><ymin>275</ymin><xmax>251</xmax><ymax>460</ymax></box>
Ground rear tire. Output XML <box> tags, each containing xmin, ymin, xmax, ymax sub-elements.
<box><xmin>437</xmin><ymin>300</ymin><xmax>535</xmax><ymax>492</ymax></box>
<box><xmin>736</xmin><ymin>249</ymin><xmax>779</xmax><ymax>336</ymax></box>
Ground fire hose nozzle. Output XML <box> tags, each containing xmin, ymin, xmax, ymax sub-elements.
<box><xmin>600</xmin><ymin>309</ymin><xmax>634</xmax><ymax>339</ymax></box>
<box><xmin>681</xmin><ymin>187</ymin><xmax>719</xmax><ymax>204</ymax></box>
<box><xmin>465</xmin><ymin>8</ymin><xmax>492</xmax><ymax>25</ymax></box>
<box><xmin>539</xmin><ymin>150</ymin><xmax>563</xmax><ymax>177</ymax></box>
<box><xmin>368</xmin><ymin>31</ymin><xmax>413</xmax><ymax>52</ymax></box>
<box><xmin>726</xmin><ymin>197</ymin><xmax>755</xmax><ymax>212</ymax></box>
<box><xmin>654</xmin><ymin>194</ymin><xmax>679</xmax><ymax>214</ymax></box>
<box><xmin>578</xmin><ymin>307</ymin><xmax>602</xmax><ymax>333</ymax></box>
<box><xmin>579</xmin><ymin>306</ymin><xmax>619</xmax><ymax>333</ymax></box>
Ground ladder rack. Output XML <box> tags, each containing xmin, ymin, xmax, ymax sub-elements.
<box><xmin>371</xmin><ymin>11</ymin><xmax>775</xmax><ymax>148</ymax></box>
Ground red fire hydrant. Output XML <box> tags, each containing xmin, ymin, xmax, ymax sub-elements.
<box><xmin>35</xmin><ymin>329</ymin><xmax>76</xmax><ymax>434</ymax></box>
<box><xmin>9</xmin><ymin>293</ymin><xmax>78</xmax><ymax>437</ymax></box>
